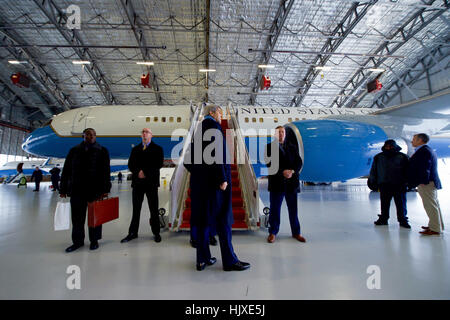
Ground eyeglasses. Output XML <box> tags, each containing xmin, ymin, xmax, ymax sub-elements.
<box><xmin>142</xmin><ymin>130</ymin><xmax>151</xmax><ymax>134</ymax></box>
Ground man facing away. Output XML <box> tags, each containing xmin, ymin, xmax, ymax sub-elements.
<box><xmin>408</xmin><ymin>133</ymin><xmax>444</xmax><ymax>236</ymax></box>
<box><xmin>369</xmin><ymin>139</ymin><xmax>411</xmax><ymax>228</ymax></box>
<box><xmin>50</xmin><ymin>166</ymin><xmax>61</xmax><ymax>191</ymax></box>
<box><xmin>121</xmin><ymin>128</ymin><xmax>164</xmax><ymax>243</ymax></box>
<box><xmin>184</xmin><ymin>105</ymin><xmax>250</xmax><ymax>271</ymax></box>
<box><xmin>31</xmin><ymin>166</ymin><xmax>43</xmax><ymax>192</ymax></box>
<box><xmin>265</xmin><ymin>126</ymin><xmax>305</xmax><ymax>244</ymax></box>
<box><xmin>60</xmin><ymin>128</ymin><xmax>111</xmax><ymax>252</ymax></box>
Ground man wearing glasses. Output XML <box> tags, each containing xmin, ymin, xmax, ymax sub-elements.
<box><xmin>121</xmin><ymin>128</ymin><xmax>164</xmax><ymax>243</ymax></box>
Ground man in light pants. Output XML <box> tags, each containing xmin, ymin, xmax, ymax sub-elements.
<box><xmin>408</xmin><ymin>133</ymin><xmax>444</xmax><ymax>235</ymax></box>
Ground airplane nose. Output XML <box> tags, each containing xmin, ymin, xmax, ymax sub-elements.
<box><xmin>22</xmin><ymin>125</ymin><xmax>58</xmax><ymax>157</ymax></box>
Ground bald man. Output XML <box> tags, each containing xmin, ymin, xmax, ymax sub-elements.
<box><xmin>121</xmin><ymin>128</ymin><xmax>164</xmax><ymax>243</ymax></box>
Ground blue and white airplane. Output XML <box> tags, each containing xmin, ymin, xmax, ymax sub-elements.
<box><xmin>22</xmin><ymin>91</ymin><xmax>450</xmax><ymax>183</ymax></box>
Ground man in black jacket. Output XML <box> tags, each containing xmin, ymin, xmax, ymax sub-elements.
<box><xmin>265</xmin><ymin>126</ymin><xmax>305</xmax><ymax>243</ymax></box>
<box><xmin>49</xmin><ymin>167</ymin><xmax>61</xmax><ymax>191</ymax></box>
<box><xmin>121</xmin><ymin>128</ymin><xmax>164</xmax><ymax>243</ymax></box>
<box><xmin>369</xmin><ymin>139</ymin><xmax>410</xmax><ymax>228</ymax></box>
<box><xmin>31</xmin><ymin>167</ymin><xmax>43</xmax><ymax>192</ymax></box>
<box><xmin>60</xmin><ymin>128</ymin><xmax>111</xmax><ymax>252</ymax></box>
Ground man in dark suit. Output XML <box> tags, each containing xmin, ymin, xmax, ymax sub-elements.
<box><xmin>265</xmin><ymin>126</ymin><xmax>305</xmax><ymax>243</ymax></box>
<box><xmin>60</xmin><ymin>128</ymin><xmax>111</xmax><ymax>252</ymax></box>
<box><xmin>50</xmin><ymin>166</ymin><xmax>61</xmax><ymax>191</ymax></box>
<box><xmin>31</xmin><ymin>166</ymin><xmax>43</xmax><ymax>192</ymax></box>
<box><xmin>121</xmin><ymin>128</ymin><xmax>164</xmax><ymax>243</ymax></box>
<box><xmin>184</xmin><ymin>105</ymin><xmax>250</xmax><ymax>271</ymax></box>
<box><xmin>408</xmin><ymin>133</ymin><xmax>443</xmax><ymax>235</ymax></box>
<box><xmin>369</xmin><ymin>139</ymin><xmax>410</xmax><ymax>228</ymax></box>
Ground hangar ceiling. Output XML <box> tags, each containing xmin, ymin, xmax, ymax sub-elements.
<box><xmin>0</xmin><ymin>0</ymin><xmax>448</xmax><ymax>127</ymax></box>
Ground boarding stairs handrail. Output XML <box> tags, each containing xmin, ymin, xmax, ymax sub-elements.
<box><xmin>169</xmin><ymin>104</ymin><xmax>204</xmax><ymax>231</ymax></box>
<box><xmin>227</xmin><ymin>105</ymin><xmax>260</xmax><ymax>230</ymax></box>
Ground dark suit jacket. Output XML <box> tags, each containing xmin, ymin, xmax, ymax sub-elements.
<box><xmin>31</xmin><ymin>169</ymin><xmax>43</xmax><ymax>182</ymax></box>
<box><xmin>368</xmin><ymin>150</ymin><xmax>409</xmax><ymax>191</ymax></box>
<box><xmin>184</xmin><ymin>117</ymin><xmax>232</xmax><ymax>227</ymax></box>
<box><xmin>128</xmin><ymin>141</ymin><xmax>164</xmax><ymax>189</ymax></box>
<box><xmin>265</xmin><ymin>140</ymin><xmax>303</xmax><ymax>193</ymax></box>
<box><xmin>60</xmin><ymin>142</ymin><xmax>111</xmax><ymax>201</ymax></box>
<box><xmin>408</xmin><ymin>144</ymin><xmax>442</xmax><ymax>190</ymax></box>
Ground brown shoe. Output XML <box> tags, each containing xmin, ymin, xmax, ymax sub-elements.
<box><xmin>267</xmin><ymin>234</ymin><xmax>276</xmax><ymax>243</ymax></box>
<box><xmin>293</xmin><ymin>234</ymin><xmax>306</xmax><ymax>242</ymax></box>
<box><xmin>419</xmin><ymin>230</ymin><xmax>440</xmax><ymax>236</ymax></box>
<box><xmin>421</xmin><ymin>226</ymin><xmax>430</xmax><ymax>230</ymax></box>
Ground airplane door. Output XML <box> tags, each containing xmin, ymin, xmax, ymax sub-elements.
<box><xmin>71</xmin><ymin>109</ymin><xmax>90</xmax><ymax>134</ymax></box>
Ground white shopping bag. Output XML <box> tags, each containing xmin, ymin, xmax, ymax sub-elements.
<box><xmin>54</xmin><ymin>200</ymin><xmax>71</xmax><ymax>231</ymax></box>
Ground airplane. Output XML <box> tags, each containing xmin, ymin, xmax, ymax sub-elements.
<box><xmin>0</xmin><ymin>158</ymin><xmax>129</xmax><ymax>184</ymax></box>
<box><xmin>22</xmin><ymin>90</ymin><xmax>450</xmax><ymax>183</ymax></box>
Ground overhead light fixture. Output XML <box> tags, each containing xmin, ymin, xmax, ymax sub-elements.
<box><xmin>136</xmin><ymin>61</ymin><xmax>154</xmax><ymax>66</ymax></box>
<box><xmin>72</xmin><ymin>60</ymin><xmax>91</xmax><ymax>65</ymax></box>
<box><xmin>199</xmin><ymin>69</ymin><xmax>216</xmax><ymax>72</ymax></box>
<box><xmin>8</xmin><ymin>60</ymin><xmax>27</xmax><ymax>64</ymax></box>
<box><xmin>258</xmin><ymin>64</ymin><xmax>275</xmax><ymax>69</ymax></box>
<box><xmin>315</xmin><ymin>66</ymin><xmax>331</xmax><ymax>71</ymax></box>
<box><xmin>368</xmin><ymin>68</ymin><xmax>385</xmax><ymax>72</ymax></box>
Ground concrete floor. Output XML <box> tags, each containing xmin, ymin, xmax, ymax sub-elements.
<box><xmin>0</xmin><ymin>161</ymin><xmax>449</xmax><ymax>300</ymax></box>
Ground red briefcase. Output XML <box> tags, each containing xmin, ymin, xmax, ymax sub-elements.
<box><xmin>88</xmin><ymin>197</ymin><xmax>119</xmax><ymax>228</ymax></box>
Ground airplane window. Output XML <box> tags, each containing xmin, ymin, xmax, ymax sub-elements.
<box><xmin>146</xmin><ymin>117</ymin><xmax>151</xmax><ymax>122</ymax></box>
<box><xmin>245</xmin><ymin>117</ymin><xmax>249</xmax><ymax>123</ymax></box>
<box><xmin>154</xmin><ymin>117</ymin><xmax>158</xmax><ymax>122</ymax></box>
<box><xmin>252</xmin><ymin>118</ymin><xmax>256</xmax><ymax>123</ymax></box>
<box><xmin>288</xmin><ymin>118</ymin><xmax>292</xmax><ymax>122</ymax></box>
<box><xmin>177</xmin><ymin>117</ymin><xmax>181</xmax><ymax>122</ymax></box>
<box><xmin>259</xmin><ymin>118</ymin><xmax>263</xmax><ymax>123</ymax></box>
<box><xmin>296</xmin><ymin>118</ymin><xmax>300</xmax><ymax>121</ymax></box>
<box><xmin>169</xmin><ymin>117</ymin><xmax>174</xmax><ymax>122</ymax></box>
<box><xmin>274</xmin><ymin>118</ymin><xmax>278</xmax><ymax>123</ymax></box>
<box><xmin>162</xmin><ymin>117</ymin><xmax>166</xmax><ymax>122</ymax></box>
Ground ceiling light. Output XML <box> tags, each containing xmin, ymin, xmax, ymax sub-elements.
<box><xmin>72</xmin><ymin>60</ymin><xmax>91</xmax><ymax>65</ymax></box>
<box><xmin>8</xmin><ymin>60</ymin><xmax>27</xmax><ymax>64</ymax></box>
<box><xmin>315</xmin><ymin>66</ymin><xmax>331</xmax><ymax>71</ymax></box>
<box><xmin>136</xmin><ymin>61</ymin><xmax>154</xmax><ymax>66</ymax></box>
<box><xmin>258</xmin><ymin>64</ymin><xmax>275</xmax><ymax>69</ymax></box>
<box><xmin>368</xmin><ymin>68</ymin><xmax>385</xmax><ymax>72</ymax></box>
<box><xmin>199</xmin><ymin>69</ymin><xmax>216</xmax><ymax>72</ymax></box>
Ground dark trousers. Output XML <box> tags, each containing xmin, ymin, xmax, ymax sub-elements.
<box><xmin>269</xmin><ymin>191</ymin><xmax>301</xmax><ymax>236</ymax></box>
<box><xmin>129</xmin><ymin>186</ymin><xmax>160</xmax><ymax>236</ymax></box>
<box><xmin>379</xmin><ymin>185</ymin><xmax>408</xmax><ymax>223</ymax></box>
<box><xmin>34</xmin><ymin>181</ymin><xmax>40</xmax><ymax>191</ymax></box>
<box><xmin>70</xmin><ymin>194</ymin><xmax>102</xmax><ymax>245</ymax></box>
<box><xmin>196</xmin><ymin>221</ymin><xmax>238</xmax><ymax>267</ymax></box>
<box><xmin>190</xmin><ymin>224</ymin><xmax>217</xmax><ymax>242</ymax></box>
<box><xmin>51</xmin><ymin>179</ymin><xmax>59</xmax><ymax>191</ymax></box>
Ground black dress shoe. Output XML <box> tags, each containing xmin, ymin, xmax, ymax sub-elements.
<box><xmin>206</xmin><ymin>257</ymin><xmax>217</xmax><ymax>265</ymax></box>
<box><xmin>223</xmin><ymin>261</ymin><xmax>251</xmax><ymax>271</ymax></box>
<box><xmin>65</xmin><ymin>243</ymin><xmax>84</xmax><ymax>253</ymax></box>
<box><xmin>399</xmin><ymin>222</ymin><xmax>411</xmax><ymax>229</ymax></box>
<box><xmin>120</xmin><ymin>234</ymin><xmax>137</xmax><ymax>243</ymax></box>
<box><xmin>209</xmin><ymin>236</ymin><xmax>218</xmax><ymax>246</ymax></box>
<box><xmin>196</xmin><ymin>262</ymin><xmax>206</xmax><ymax>271</ymax></box>
<box><xmin>154</xmin><ymin>234</ymin><xmax>161</xmax><ymax>243</ymax></box>
<box><xmin>190</xmin><ymin>239</ymin><xmax>197</xmax><ymax>248</ymax></box>
<box><xmin>89</xmin><ymin>241</ymin><xmax>99</xmax><ymax>250</ymax></box>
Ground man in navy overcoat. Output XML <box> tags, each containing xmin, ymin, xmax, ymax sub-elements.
<box><xmin>184</xmin><ymin>105</ymin><xmax>250</xmax><ymax>271</ymax></box>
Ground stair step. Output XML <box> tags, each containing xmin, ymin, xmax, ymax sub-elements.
<box><xmin>185</xmin><ymin>197</ymin><xmax>243</xmax><ymax>208</ymax></box>
<box><xmin>188</xmin><ymin>187</ymin><xmax>242</xmax><ymax>197</ymax></box>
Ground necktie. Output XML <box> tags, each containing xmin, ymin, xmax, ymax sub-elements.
<box><xmin>143</xmin><ymin>144</ymin><xmax>147</xmax><ymax>151</ymax></box>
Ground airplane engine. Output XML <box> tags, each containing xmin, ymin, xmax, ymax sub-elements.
<box><xmin>284</xmin><ymin>120</ymin><xmax>388</xmax><ymax>182</ymax></box>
